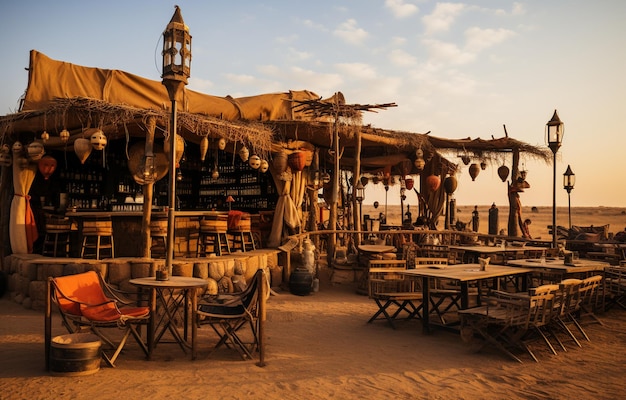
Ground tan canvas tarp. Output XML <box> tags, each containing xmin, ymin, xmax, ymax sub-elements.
<box><xmin>22</xmin><ymin>50</ymin><xmax>330</xmax><ymax>122</ymax></box>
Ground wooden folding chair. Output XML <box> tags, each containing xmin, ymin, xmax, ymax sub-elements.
<box><xmin>367</xmin><ymin>267</ymin><xmax>422</xmax><ymax>329</ymax></box>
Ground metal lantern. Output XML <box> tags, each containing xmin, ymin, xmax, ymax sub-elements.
<box><xmin>563</xmin><ymin>165</ymin><xmax>575</xmax><ymax>192</ymax></box>
<box><xmin>546</xmin><ymin>109</ymin><xmax>564</xmax><ymax>153</ymax></box>
<box><xmin>59</xmin><ymin>129</ymin><xmax>70</xmax><ymax>143</ymax></box>
<box><xmin>162</xmin><ymin>5</ymin><xmax>192</xmax><ymax>86</ymax></box>
<box><xmin>41</xmin><ymin>131</ymin><xmax>50</xmax><ymax>143</ymax></box>
<box><xmin>89</xmin><ymin>129</ymin><xmax>107</xmax><ymax>151</ymax></box>
<box><xmin>27</xmin><ymin>141</ymin><xmax>45</xmax><ymax>161</ymax></box>
<box><xmin>217</xmin><ymin>137</ymin><xmax>227</xmax><ymax>150</ymax></box>
<box><xmin>249</xmin><ymin>155</ymin><xmax>261</xmax><ymax>169</ymax></box>
<box><xmin>12</xmin><ymin>141</ymin><xmax>23</xmax><ymax>154</ymax></box>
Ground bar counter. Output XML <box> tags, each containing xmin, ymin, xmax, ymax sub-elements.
<box><xmin>64</xmin><ymin>210</ymin><xmax>234</xmax><ymax>257</ymax></box>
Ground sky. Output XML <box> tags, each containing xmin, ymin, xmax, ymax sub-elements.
<box><xmin>1</xmin><ymin>1</ymin><xmax>625</xmax><ymax>208</ymax></box>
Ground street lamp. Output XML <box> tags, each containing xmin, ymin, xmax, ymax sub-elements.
<box><xmin>563</xmin><ymin>165</ymin><xmax>575</xmax><ymax>230</ymax></box>
<box><xmin>546</xmin><ymin>110</ymin><xmax>564</xmax><ymax>248</ymax></box>
<box><xmin>162</xmin><ymin>6</ymin><xmax>191</xmax><ymax>273</ymax></box>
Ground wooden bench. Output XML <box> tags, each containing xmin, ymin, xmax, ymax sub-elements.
<box><xmin>367</xmin><ymin>267</ymin><xmax>422</xmax><ymax>329</ymax></box>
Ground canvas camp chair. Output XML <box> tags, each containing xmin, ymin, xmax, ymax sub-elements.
<box><xmin>45</xmin><ymin>271</ymin><xmax>149</xmax><ymax>368</ymax></box>
<box><xmin>197</xmin><ymin>269</ymin><xmax>267</xmax><ymax>360</ymax></box>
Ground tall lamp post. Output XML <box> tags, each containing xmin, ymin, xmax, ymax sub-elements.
<box><xmin>161</xmin><ymin>6</ymin><xmax>191</xmax><ymax>273</ymax></box>
<box><xmin>355</xmin><ymin>180</ymin><xmax>365</xmax><ymax>231</ymax></box>
<box><xmin>563</xmin><ymin>165</ymin><xmax>575</xmax><ymax>230</ymax></box>
<box><xmin>546</xmin><ymin>110</ymin><xmax>564</xmax><ymax>248</ymax></box>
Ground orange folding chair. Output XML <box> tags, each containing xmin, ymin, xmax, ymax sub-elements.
<box><xmin>45</xmin><ymin>271</ymin><xmax>149</xmax><ymax>368</ymax></box>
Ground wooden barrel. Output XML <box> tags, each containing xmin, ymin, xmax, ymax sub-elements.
<box><xmin>200</xmin><ymin>214</ymin><xmax>228</xmax><ymax>232</ymax></box>
<box><xmin>50</xmin><ymin>333</ymin><xmax>101</xmax><ymax>376</ymax></box>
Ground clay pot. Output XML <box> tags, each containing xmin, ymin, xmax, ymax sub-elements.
<box><xmin>74</xmin><ymin>138</ymin><xmax>92</xmax><ymax>164</ymax></box>
<box><xmin>288</xmin><ymin>151</ymin><xmax>306</xmax><ymax>172</ymax></box>
<box><xmin>497</xmin><ymin>165</ymin><xmax>510</xmax><ymax>182</ymax></box>
<box><xmin>469</xmin><ymin>163</ymin><xmax>480</xmax><ymax>181</ymax></box>
<box><xmin>38</xmin><ymin>155</ymin><xmax>57</xmax><ymax>180</ymax></box>
<box><xmin>426</xmin><ymin>175</ymin><xmax>441</xmax><ymax>191</ymax></box>
<box><xmin>199</xmin><ymin>136</ymin><xmax>209</xmax><ymax>161</ymax></box>
<box><xmin>443</xmin><ymin>176</ymin><xmax>457</xmax><ymax>195</ymax></box>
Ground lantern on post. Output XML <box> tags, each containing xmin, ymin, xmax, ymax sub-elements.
<box><xmin>162</xmin><ymin>5</ymin><xmax>192</xmax><ymax>274</ymax></box>
<box><xmin>355</xmin><ymin>180</ymin><xmax>365</xmax><ymax>231</ymax></box>
<box><xmin>546</xmin><ymin>109</ymin><xmax>564</xmax><ymax>248</ymax></box>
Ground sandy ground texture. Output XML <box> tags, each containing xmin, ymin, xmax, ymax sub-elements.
<box><xmin>1</xmin><ymin>266</ymin><xmax>626</xmax><ymax>400</ymax></box>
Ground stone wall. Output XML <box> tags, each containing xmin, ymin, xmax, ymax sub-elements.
<box><xmin>2</xmin><ymin>249</ymin><xmax>282</xmax><ymax>311</ymax></box>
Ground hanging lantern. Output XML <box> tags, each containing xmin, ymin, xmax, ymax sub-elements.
<box><xmin>414</xmin><ymin>157</ymin><xmax>425</xmax><ymax>172</ymax></box>
<box><xmin>88</xmin><ymin>129</ymin><xmax>107</xmax><ymax>151</ymax></box>
<box><xmin>360</xmin><ymin>176</ymin><xmax>369</xmax><ymax>187</ymax></box>
<box><xmin>12</xmin><ymin>141</ymin><xmax>23</xmax><ymax>154</ymax></box>
<box><xmin>0</xmin><ymin>152</ymin><xmax>12</xmax><ymax>167</ymax></box>
<box><xmin>405</xmin><ymin>177</ymin><xmax>414</xmax><ymax>190</ymax></box>
<box><xmin>480</xmin><ymin>160</ymin><xmax>487</xmax><ymax>170</ymax></box>
<box><xmin>238</xmin><ymin>145</ymin><xmax>249</xmax><ymax>162</ymax></box>
<box><xmin>27</xmin><ymin>141</ymin><xmax>45</xmax><ymax>161</ymax></box>
<box><xmin>211</xmin><ymin>166</ymin><xmax>219</xmax><ymax>180</ymax></box>
<box><xmin>217</xmin><ymin>137</ymin><xmax>227</xmax><ymax>151</ymax></box>
<box><xmin>497</xmin><ymin>165</ymin><xmax>510</xmax><ymax>182</ymax></box>
<box><xmin>176</xmin><ymin>168</ymin><xmax>183</xmax><ymax>181</ymax></box>
<box><xmin>259</xmin><ymin>159</ymin><xmax>269</xmax><ymax>173</ymax></box>
<box><xmin>74</xmin><ymin>138</ymin><xmax>92</xmax><ymax>164</ymax></box>
<box><xmin>443</xmin><ymin>176</ymin><xmax>457</xmax><ymax>195</ymax></box>
<box><xmin>288</xmin><ymin>151</ymin><xmax>306</xmax><ymax>172</ymax></box>
<box><xmin>41</xmin><ymin>131</ymin><xmax>50</xmax><ymax>143</ymax></box>
<box><xmin>199</xmin><ymin>136</ymin><xmax>209</xmax><ymax>161</ymax></box>
<box><xmin>469</xmin><ymin>163</ymin><xmax>480</xmax><ymax>181</ymax></box>
<box><xmin>38</xmin><ymin>155</ymin><xmax>57</xmax><ymax>179</ymax></box>
<box><xmin>461</xmin><ymin>154</ymin><xmax>471</xmax><ymax>165</ymax></box>
<box><xmin>426</xmin><ymin>175</ymin><xmax>441</xmax><ymax>191</ymax></box>
<box><xmin>60</xmin><ymin>129</ymin><xmax>70</xmax><ymax>143</ymax></box>
<box><xmin>249</xmin><ymin>155</ymin><xmax>261</xmax><ymax>169</ymax></box>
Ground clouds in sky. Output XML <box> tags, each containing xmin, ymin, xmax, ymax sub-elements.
<box><xmin>333</xmin><ymin>19</ymin><xmax>369</xmax><ymax>45</ymax></box>
<box><xmin>385</xmin><ymin>0</ymin><xmax>419</xmax><ymax>18</ymax></box>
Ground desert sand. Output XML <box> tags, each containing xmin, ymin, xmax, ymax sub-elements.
<box><xmin>2</xmin><ymin>206</ymin><xmax>626</xmax><ymax>399</ymax></box>
<box><xmin>1</xmin><ymin>265</ymin><xmax>626</xmax><ymax>400</ymax></box>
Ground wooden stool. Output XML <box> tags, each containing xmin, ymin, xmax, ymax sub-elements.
<box><xmin>81</xmin><ymin>217</ymin><xmax>114</xmax><ymax>260</ymax></box>
<box><xmin>229</xmin><ymin>230</ymin><xmax>256</xmax><ymax>252</ymax></box>
<box><xmin>197</xmin><ymin>214</ymin><xmax>230</xmax><ymax>256</ymax></box>
<box><xmin>42</xmin><ymin>215</ymin><xmax>72</xmax><ymax>257</ymax></box>
<box><xmin>150</xmin><ymin>217</ymin><xmax>168</xmax><ymax>258</ymax></box>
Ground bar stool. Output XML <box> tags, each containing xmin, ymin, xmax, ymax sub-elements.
<box><xmin>197</xmin><ymin>213</ymin><xmax>230</xmax><ymax>256</ymax></box>
<box><xmin>150</xmin><ymin>216</ymin><xmax>168</xmax><ymax>258</ymax></box>
<box><xmin>228</xmin><ymin>212</ymin><xmax>255</xmax><ymax>252</ymax></box>
<box><xmin>81</xmin><ymin>216</ymin><xmax>114</xmax><ymax>260</ymax></box>
<box><xmin>42</xmin><ymin>215</ymin><xmax>72</xmax><ymax>257</ymax></box>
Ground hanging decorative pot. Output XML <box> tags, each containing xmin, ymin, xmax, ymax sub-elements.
<box><xmin>1</xmin><ymin>144</ymin><xmax>9</xmax><ymax>153</ymax></box>
<box><xmin>461</xmin><ymin>155</ymin><xmax>471</xmax><ymax>165</ymax></box>
<box><xmin>480</xmin><ymin>160</ymin><xmax>487</xmax><ymax>170</ymax></box>
<box><xmin>238</xmin><ymin>145</ymin><xmax>249</xmax><ymax>162</ymax></box>
<box><xmin>74</xmin><ymin>138</ymin><xmax>92</xmax><ymax>164</ymax></box>
<box><xmin>27</xmin><ymin>141</ymin><xmax>45</xmax><ymax>161</ymax></box>
<box><xmin>60</xmin><ymin>129</ymin><xmax>70</xmax><ymax>143</ymax></box>
<box><xmin>211</xmin><ymin>166</ymin><xmax>219</xmax><ymax>180</ymax></box>
<box><xmin>217</xmin><ymin>137</ymin><xmax>227</xmax><ymax>151</ymax></box>
<box><xmin>443</xmin><ymin>176</ymin><xmax>457</xmax><ymax>195</ymax></box>
<box><xmin>163</xmin><ymin>134</ymin><xmax>185</xmax><ymax>163</ymax></box>
<box><xmin>426</xmin><ymin>175</ymin><xmax>441</xmax><ymax>191</ymax></box>
<box><xmin>259</xmin><ymin>159</ymin><xmax>269</xmax><ymax>173</ymax></box>
<box><xmin>12</xmin><ymin>141</ymin><xmax>23</xmax><ymax>154</ymax></box>
<box><xmin>469</xmin><ymin>163</ymin><xmax>480</xmax><ymax>181</ymax></box>
<box><xmin>288</xmin><ymin>151</ymin><xmax>306</xmax><ymax>172</ymax></box>
<box><xmin>405</xmin><ymin>177</ymin><xmax>414</xmax><ymax>190</ymax></box>
<box><xmin>0</xmin><ymin>152</ymin><xmax>12</xmax><ymax>167</ymax></box>
<box><xmin>272</xmin><ymin>150</ymin><xmax>288</xmax><ymax>173</ymax></box>
<box><xmin>89</xmin><ymin>129</ymin><xmax>107</xmax><ymax>151</ymax></box>
<box><xmin>497</xmin><ymin>165</ymin><xmax>510</xmax><ymax>182</ymax></box>
<box><xmin>38</xmin><ymin>155</ymin><xmax>57</xmax><ymax>179</ymax></box>
<box><xmin>414</xmin><ymin>148</ymin><xmax>426</xmax><ymax>172</ymax></box>
<box><xmin>249</xmin><ymin>155</ymin><xmax>261</xmax><ymax>169</ymax></box>
<box><xmin>360</xmin><ymin>176</ymin><xmax>369</xmax><ymax>187</ymax></box>
<box><xmin>41</xmin><ymin>131</ymin><xmax>50</xmax><ymax>143</ymax></box>
<box><xmin>199</xmin><ymin>136</ymin><xmax>209</xmax><ymax>161</ymax></box>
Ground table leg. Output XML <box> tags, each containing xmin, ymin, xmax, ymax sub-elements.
<box><xmin>460</xmin><ymin>283</ymin><xmax>469</xmax><ymax>309</ymax></box>
<box><xmin>147</xmin><ymin>287</ymin><xmax>157</xmax><ymax>360</ymax></box>
<box><xmin>422</xmin><ymin>277</ymin><xmax>430</xmax><ymax>334</ymax></box>
<box><xmin>191</xmin><ymin>290</ymin><xmax>198</xmax><ymax>360</ymax></box>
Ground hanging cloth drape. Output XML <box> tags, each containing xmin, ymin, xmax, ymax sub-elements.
<box><xmin>10</xmin><ymin>160</ymin><xmax>38</xmax><ymax>254</ymax></box>
<box><xmin>267</xmin><ymin>168</ymin><xmax>307</xmax><ymax>248</ymax></box>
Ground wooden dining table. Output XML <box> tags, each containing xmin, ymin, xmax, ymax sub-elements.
<box><xmin>507</xmin><ymin>258</ymin><xmax>609</xmax><ymax>280</ymax></box>
<box><xmin>401</xmin><ymin>264</ymin><xmax>532</xmax><ymax>334</ymax></box>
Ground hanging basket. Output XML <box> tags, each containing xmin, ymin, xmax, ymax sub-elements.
<box><xmin>288</xmin><ymin>151</ymin><xmax>306</xmax><ymax>172</ymax></box>
<box><xmin>426</xmin><ymin>175</ymin><xmax>441</xmax><ymax>191</ymax></box>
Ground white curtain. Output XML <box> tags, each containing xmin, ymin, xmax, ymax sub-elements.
<box><xmin>267</xmin><ymin>169</ymin><xmax>308</xmax><ymax>248</ymax></box>
<box><xmin>10</xmin><ymin>160</ymin><xmax>38</xmax><ymax>254</ymax></box>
